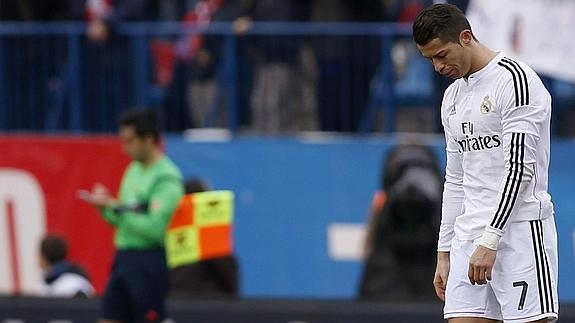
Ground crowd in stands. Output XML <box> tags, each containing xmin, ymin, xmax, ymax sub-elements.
<box><xmin>1</xmin><ymin>0</ymin><xmax>574</xmax><ymax>136</ymax></box>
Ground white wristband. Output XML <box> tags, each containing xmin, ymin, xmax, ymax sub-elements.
<box><xmin>479</xmin><ymin>230</ymin><xmax>501</xmax><ymax>250</ymax></box>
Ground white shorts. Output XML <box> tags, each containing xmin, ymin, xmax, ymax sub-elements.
<box><xmin>444</xmin><ymin>216</ymin><xmax>559</xmax><ymax>322</ymax></box>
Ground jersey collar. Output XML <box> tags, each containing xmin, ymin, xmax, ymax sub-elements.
<box><xmin>464</xmin><ymin>51</ymin><xmax>506</xmax><ymax>85</ymax></box>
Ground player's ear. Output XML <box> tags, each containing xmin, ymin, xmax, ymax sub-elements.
<box><xmin>459</xmin><ymin>30</ymin><xmax>473</xmax><ymax>46</ymax></box>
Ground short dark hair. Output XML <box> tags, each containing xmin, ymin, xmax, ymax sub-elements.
<box><xmin>40</xmin><ymin>235</ymin><xmax>67</xmax><ymax>264</ymax></box>
<box><xmin>185</xmin><ymin>177</ymin><xmax>211</xmax><ymax>194</ymax></box>
<box><xmin>413</xmin><ymin>3</ymin><xmax>475</xmax><ymax>46</ymax></box>
<box><xmin>118</xmin><ymin>108</ymin><xmax>161</xmax><ymax>143</ymax></box>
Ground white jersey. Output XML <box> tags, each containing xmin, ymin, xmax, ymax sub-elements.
<box><xmin>43</xmin><ymin>273</ymin><xmax>95</xmax><ymax>298</ymax></box>
<box><xmin>438</xmin><ymin>51</ymin><xmax>554</xmax><ymax>251</ymax></box>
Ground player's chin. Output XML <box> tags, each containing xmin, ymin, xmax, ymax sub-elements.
<box><xmin>442</xmin><ymin>69</ymin><xmax>461</xmax><ymax>79</ymax></box>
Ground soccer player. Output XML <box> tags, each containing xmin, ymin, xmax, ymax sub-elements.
<box><xmin>81</xmin><ymin>109</ymin><xmax>183</xmax><ymax>323</ymax></box>
<box><xmin>413</xmin><ymin>4</ymin><xmax>558</xmax><ymax>323</ymax></box>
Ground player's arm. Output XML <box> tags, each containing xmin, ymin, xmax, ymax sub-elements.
<box><xmin>438</xmin><ymin>141</ymin><xmax>464</xmax><ymax>252</ymax></box>
<box><xmin>118</xmin><ymin>178</ymin><xmax>184</xmax><ymax>243</ymax></box>
<box><xmin>470</xmin><ymin>70</ymin><xmax>549</xmax><ymax>285</ymax></box>
<box><xmin>434</xmin><ymin>251</ymin><xmax>450</xmax><ymax>301</ymax></box>
<box><xmin>435</xmin><ymin>141</ymin><xmax>463</xmax><ymax>301</ymax></box>
<box><xmin>438</xmin><ymin>94</ymin><xmax>465</xmax><ymax>253</ymax></box>
<box><xmin>477</xmin><ymin>132</ymin><xmax>537</xmax><ymax>249</ymax></box>
<box><xmin>435</xmin><ymin>102</ymin><xmax>464</xmax><ymax>301</ymax></box>
<box><xmin>478</xmin><ymin>73</ymin><xmax>549</xmax><ymax>250</ymax></box>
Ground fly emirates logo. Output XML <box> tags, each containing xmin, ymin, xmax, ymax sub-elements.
<box><xmin>457</xmin><ymin>121</ymin><xmax>501</xmax><ymax>153</ymax></box>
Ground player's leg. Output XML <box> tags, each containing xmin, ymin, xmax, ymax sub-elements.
<box><xmin>444</xmin><ymin>237</ymin><xmax>503</xmax><ymax>321</ymax></box>
<box><xmin>491</xmin><ymin>218</ymin><xmax>558</xmax><ymax>322</ymax></box>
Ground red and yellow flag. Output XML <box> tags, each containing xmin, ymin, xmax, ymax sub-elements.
<box><xmin>165</xmin><ymin>191</ymin><xmax>234</xmax><ymax>268</ymax></box>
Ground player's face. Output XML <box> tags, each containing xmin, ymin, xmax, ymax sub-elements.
<box><xmin>119</xmin><ymin>125</ymin><xmax>151</xmax><ymax>162</ymax></box>
<box><xmin>417</xmin><ymin>34</ymin><xmax>472</xmax><ymax>79</ymax></box>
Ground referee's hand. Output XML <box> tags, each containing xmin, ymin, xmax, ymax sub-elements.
<box><xmin>79</xmin><ymin>183</ymin><xmax>115</xmax><ymax>210</ymax></box>
<box><xmin>468</xmin><ymin>245</ymin><xmax>497</xmax><ymax>285</ymax></box>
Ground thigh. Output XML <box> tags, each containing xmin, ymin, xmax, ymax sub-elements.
<box><xmin>99</xmin><ymin>261</ymin><xmax>132</xmax><ymax>322</ymax></box>
<box><xmin>491</xmin><ymin>218</ymin><xmax>558</xmax><ymax>322</ymax></box>
<box><xmin>123</xmin><ymin>251</ymin><xmax>170</xmax><ymax>323</ymax></box>
<box><xmin>444</xmin><ymin>238</ymin><xmax>503</xmax><ymax>321</ymax></box>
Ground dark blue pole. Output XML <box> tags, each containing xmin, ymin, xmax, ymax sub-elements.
<box><xmin>0</xmin><ymin>38</ymin><xmax>6</xmax><ymax>130</ymax></box>
<box><xmin>68</xmin><ymin>35</ymin><xmax>82</xmax><ymax>132</ymax></box>
<box><xmin>132</xmin><ymin>35</ymin><xmax>149</xmax><ymax>108</ymax></box>
<box><xmin>381</xmin><ymin>34</ymin><xmax>395</xmax><ymax>133</ymax></box>
<box><xmin>224</xmin><ymin>34</ymin><xmax>238</xmax><ymax>133</ymax></box>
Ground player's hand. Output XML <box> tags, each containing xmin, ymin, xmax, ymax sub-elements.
<box><xmin>468</xmin><ymin>245</ymin><xmax>496</xmax><ymax>285</ymax></box>
<box><xmin>433</xmin><ymin>251</ymin><xmax>450</xmax><ymax>301</ymax></box>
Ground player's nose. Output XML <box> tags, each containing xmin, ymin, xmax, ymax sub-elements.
<box><xmin>434</xmin><ymin>62</ymin><xmax>445</xmax><ymax>74</ymax></box>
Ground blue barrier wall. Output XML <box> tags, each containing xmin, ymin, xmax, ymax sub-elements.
<box><xmin>165</xmin><ymin>136</ymin><xmax>575</xmax><ymax>300</ymax></box>
<box><xmin>550</xmin><ymin>141</ymin><xmax>575</xmax><ymax>301</ymax></box>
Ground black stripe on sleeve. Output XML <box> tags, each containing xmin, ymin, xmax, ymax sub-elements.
<box><xmin>497</xmin><ymin>61</ymin><xmax>520</xmax><ymax>107</ymax></box>
<box><xmin>501</xmin><ymin>58</ymin><xmax>526</xmax><ymax>105</ymax></box>
<box><xmin>490</xmin><ymin>133</ymin><xmax>517</xmax><ymax>227</ymax></box>
<box><xmin>502</xmin><ymin>57</ymin><xmax>529</xmax><ymax>105</ymax></box>
<box><xmin>497</xmin><ymin>133</ymin><xmax>525</xmax><ymax>229</ymax></box>
<box><xmin>490</xmin><ymin>133</ymin><xmax>521</xmax><ymax>229</ymax></box>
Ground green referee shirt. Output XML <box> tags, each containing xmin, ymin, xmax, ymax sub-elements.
<box><xmin>100</xmin><ymin>155</ymin><xmax>184</xmax><ymax>250</ymax></box>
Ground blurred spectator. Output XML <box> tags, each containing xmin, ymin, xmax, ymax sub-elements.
<box><xmin>85</xmin><ymin>0</ymin><xmax>156</xmax><ymax>44</ymax></box>
<box><xmin>310</xmin><ymin>0</ymin><xmax>383</xmax><ymax>132</ymax></box>
<box><xmin>81</xmin><ymin>0</ymin><xmax>156</xmax><ymax>132</ymax></box>
<box><xmin>385</xmin><ymin>0</ymin><xmax>436</xmax><ymax>133</ymax></box>
<box><xmin>169</xmin><ymin>177</ymin><xmax>240</xmax><ymax>298</ymax></box>
<box><xmin>152</xmin><ymin>0</ymin><xmax>247</xmax><ymax>131</ymax></box>
<box><xmin>155</xmin><ymin>0</ymin><xmax>188</xmax><ymax>22</ymax></box>
<box><xmin>0</xmin><ymin>0</ymin><xmax>80</xmax><ymax>131</ymax></box>
<box><xmin>233</xmin><ymin>0</ymin><xmax>311</xmax><ymax>134</ymax></box>
<box><xmin>358</xmin><ymin>143</ymin><xmax>442</xmax><ymax>301</ymax></box>
<box><xmin>0</xmin><ymin>0</ymin><xmax>75</xmax><ymax>21</ymax></box>
<box><xmin>39</xmin><ymin>234</ymin><xmax>95</xmax><ymax>298</ymax></box>
<box><xmin>466</xmin><ymin>0</ymin><xmax>575</xmax><ymax>136</ymax></box>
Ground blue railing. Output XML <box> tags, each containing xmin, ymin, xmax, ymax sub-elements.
<box><xmin>0</xmin><ymin>22</ymin><xmax>435</xmax><ymax>134</ymax></box>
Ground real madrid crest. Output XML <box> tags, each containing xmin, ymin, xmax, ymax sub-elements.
<box><xmin>480</xmin><ymin>95</ymin><xmax>492</xmax><ymax>114</ymax></box>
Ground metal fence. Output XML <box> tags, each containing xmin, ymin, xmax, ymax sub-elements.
<box><xmin>0</xmin><ymin>22</ymin><xmax>436</xmax><ymax>134</ymax></box>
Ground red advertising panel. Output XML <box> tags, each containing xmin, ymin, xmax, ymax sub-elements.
<box><xmin>0</xmin><ymin>135</ymin><xmax>130</xmax><ymax>295</ymax></box>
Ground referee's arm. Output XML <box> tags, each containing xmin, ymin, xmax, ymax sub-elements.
<box><xmin>117</xmin><ymin>179</ymin><xmax>184</xmax><ymax>244</ymax></box>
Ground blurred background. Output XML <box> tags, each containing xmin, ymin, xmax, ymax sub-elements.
<box><xmin>1</xmin><ymin>0</ymin><xmax>575</xmax><ymax>322</ymax></box>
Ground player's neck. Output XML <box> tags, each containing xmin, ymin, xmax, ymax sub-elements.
<box><xmin>469</xmin><ymin>42</ymin><xmax>498</xmax><ymax>75</ymax></box>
